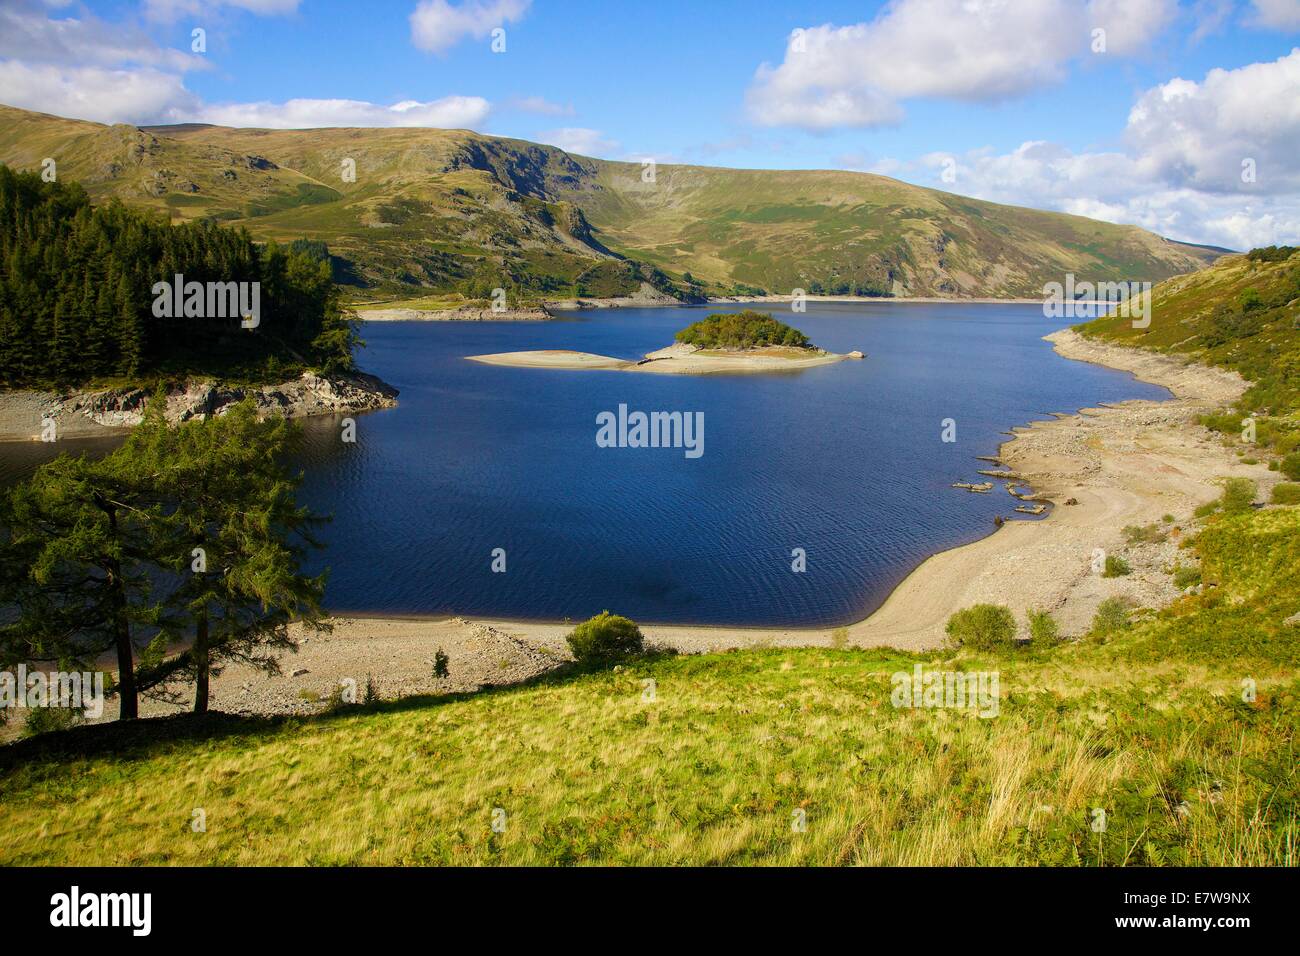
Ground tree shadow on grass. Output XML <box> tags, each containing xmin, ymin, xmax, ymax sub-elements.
<box><xmin>0</xmin><ymin>652</ymin><xmax>680</xmax><ymax>773</ymax></box>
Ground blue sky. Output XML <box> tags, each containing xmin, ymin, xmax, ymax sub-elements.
<box><xmin>2</xmin><ymin>0</ymin><xmax>1299</xmax><ymax>247</ymax></box>
<box><xmin>144</xmin><ymin>0</ymin><xmax>1293</xmax><ymax>168</ymax></box>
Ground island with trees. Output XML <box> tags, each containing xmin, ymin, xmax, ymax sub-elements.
<box><xmin>466</xmin><ymin>310</ymin><xmax>863</xmax><ymax>374</ymax></box>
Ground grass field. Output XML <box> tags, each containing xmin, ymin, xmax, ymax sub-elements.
<box><xmin>3</xmin><ymin>506</ymin><xmax>1296</xmax><ymax>867</ymax></box>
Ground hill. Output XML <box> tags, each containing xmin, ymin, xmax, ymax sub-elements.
<box><xmin>0</xmin><ymin>104</ymin><xmax>1223</xmax><ymax>302</ymax></box>
<box><xmin>1077</xmin><ymin>247</ymin><xmax>1300</xmax><ymax>457</ymax></box>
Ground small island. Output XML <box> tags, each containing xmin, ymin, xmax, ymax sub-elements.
<box><xmin>466</xmin><ymin>310</ymin><xmax>863</xmax><ymax>375</ymax></box>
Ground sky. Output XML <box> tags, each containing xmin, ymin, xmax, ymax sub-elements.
<box><xmin>1</xmin><ymin>0</ymin><xmax>1298</xmax><ymax>249</ymax></box>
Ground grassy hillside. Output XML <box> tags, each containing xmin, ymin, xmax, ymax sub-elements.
<box><xmin>0</xmin><ymin>104</ymin><xmax>1222</xmax><ymax>301</ymax></box>
<box><xmin>573</xmin><ymin>160</ymin><xmax>1221</xmax><ymax>297</ymax></box>
<box><xmin>1</xmin><ymin>519</ymin><xmax>1295</xmax><ymax>865</ymax></box>
<box><xmin>1078</xmin><ymin>247</ymin><xmax>1300</xmax><ymax>454</ymax></box>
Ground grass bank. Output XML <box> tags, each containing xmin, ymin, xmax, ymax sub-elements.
<box><xmin>3</xmin><ymin>503</ymin><xmax>1296</xmax><ymax>865</ymax></box>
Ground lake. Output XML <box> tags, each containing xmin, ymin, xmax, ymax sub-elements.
<box><xmin>2</xmin><ymin>303</ymin><xmax>1170</xmax><ymax>627</ymax></box>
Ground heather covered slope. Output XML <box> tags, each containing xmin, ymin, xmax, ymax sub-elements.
<box><xmin>569</xmin><ymin>159</ymin><xmax>1222</xmax><ymax>297</ymax></box>
<box><xmin>0</xmin><ymin>104</ymin><xmax>1222</xmax><ymax>300</ymax></box>
<box><xmin>1077</xmin><ymin>247</ymin><xmax>1300</xmax><ymax>421</ymax></box>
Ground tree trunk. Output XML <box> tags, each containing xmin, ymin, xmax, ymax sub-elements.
<box><xmin>102</xmin><ymin>503</ymin><xmax>137</xmax><ymax>720</ymax></box>
<box><xmin>193</xmin><ymin>608</ymin><xmax>209</xmax><ymax>714</ymax></box>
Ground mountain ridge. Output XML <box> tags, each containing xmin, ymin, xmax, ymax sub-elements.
<box><xmin>0</xmin><ymin>103</ymin><xmax>1224</xmax><ymax>301</ymax></box>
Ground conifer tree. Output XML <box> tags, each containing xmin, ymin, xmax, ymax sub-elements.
<box><xmin>125</xmin><ymin>401</ymin><xmax>329</xmax><ymax>712</ymax></box>
<box><xmin>0</xmin><ymin>451</ymin><xmax>164</xmax><ymax>719</ymax></box>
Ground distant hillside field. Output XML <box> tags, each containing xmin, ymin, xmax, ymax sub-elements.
<box><xmin>0</xmin><ymin>104</ymin><xmax>1223</xmax><ymax>301</ymax></box>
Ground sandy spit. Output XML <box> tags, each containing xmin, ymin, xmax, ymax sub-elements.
<box><xmin>466</xmin><ymin>343</ymin><xmax>854</xmax><ymax>375</ymax></box>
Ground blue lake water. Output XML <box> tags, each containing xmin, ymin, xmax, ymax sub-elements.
<box><xmin>291</xmin><ymin>302</ymin><xmax>1167</xmax><ymax>626</ymax></box>
<box><xmin>1</xmin><ymin>303</ymin><xmax>1170</xmax><ymax>627</ymax></box>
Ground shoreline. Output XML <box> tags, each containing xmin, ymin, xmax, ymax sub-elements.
<box><xmin>89</xmin><ymin>325</ymin><xmax>1282</xmax><ymax>721</ymax></box>
<box><xmin>0</xmin><ymin>370</ymin><xmax>398</xmax><ymax>443</ymax></box>
<box><xmin>353</xmin><ymin>294</ymin><xmax>1047</xmax><ymax>319</ymax></box>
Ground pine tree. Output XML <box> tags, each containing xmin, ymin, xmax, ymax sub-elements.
<box><xmin>0</xmin><ymin>450</ymin><xmax>165</xmax><ymax>719</ymax></box>
<box><xmin>124</xmin><ymin>400</ymin><xmax>329</xmax><ymax>712</ymax></box>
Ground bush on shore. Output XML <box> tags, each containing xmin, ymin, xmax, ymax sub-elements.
<box><xmin>1026</xmin><ymin>608</ymin><xmax>1060</xmax><ymax>646</ymax></box>
<box><xmin>1090</xmin><ymin>598</ymin><xmax>1131</xmax><ymax>640</ymax></box>
<box><xmin>945</xmin><ymin>604</ymin><xmax>1017</xmax><ymax>650</ymax></box>
<box><xmin>1102</xmin><ymin>554</ymin><xmax>1132</xmax><ymax>578</ymax></box>
<box><xmin>1195</xmin><ymin>477</ymin><xmax>1258</xmax><ymax>518</ymax></box>
<box><xmin>1271</xmin><ymin>482</ymin><xmax>1300</xmax><ymax>504</ymax></box>
<box><xmin>566</xmin><ymin>611</ymin><xmax>645</xmax><ymax>668</ymax></box>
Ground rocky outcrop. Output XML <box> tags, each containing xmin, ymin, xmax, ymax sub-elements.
<box><xmin>5</xmin><ymin>371</ymin><xmax>397</xmax><ymax>440</ymax></box>
<box><xmin>546</xmin><ymin>282</ymin><xmax>681</xmax><ymax>310</ymax></box>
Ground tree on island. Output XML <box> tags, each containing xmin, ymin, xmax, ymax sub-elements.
<box><xmin>674</xmin><ymin>310</ymin><xmax>813</xmax><ymax>350</ymax></box>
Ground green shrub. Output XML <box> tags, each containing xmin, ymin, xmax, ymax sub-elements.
<box><xmin>945</xmin><ymin>604</ymin><xmax>1017</xmax><ymax>650</ymax></box>
<box><xmin>1271</xmin><ymin>482</ymin><xmax>1300</xmax><ymax>504</ymax></box>
<box><xmin>1123</xmin><ymin>523</ymin><xmax>1166</xmax><ymax>544</ymax></box>
<box><xmin>1172</xmin><ymin>564</ymin><xmax>1202</xmax><ymax>589</ymax></box>
<box><xmin>1103</xmin><ymin>555</ymin><xmax>1132</xmax><ymax>577</ymax></box>
<box><xmin>21</xmin><ymin>706</ymin><xmax>83</xmax><ymax>738</ymax></box>
<box><xmin>675</xmin><ymin>310</ymin><xmax>812</xmax><ymax>350</ymax></box>
<box><xmin>1027</xmin><ymin>608</ymin><xmax>1060</xmax><ymax>646</ymax></box>
<box><xmin>566</xmin><ymin>611</ymin><xmax>645</xmax><ymax>667</ymax></box>
<box><xmin>434</xmin><ymin>648</ymin><xmax>450</xmax><ymax>678</ymax></box>
<box><xmin>1281</xmin><ymin>453</ymin><xmax>1300</xmax><ymax>481</ymax></box>
<box><xmin>1090</xmin><ymin>598</ymin><xmax>1131</xmax><ymax>639</ymax></box>
<box><xmin>1220</xmin><ymin>477</ymin><xmax>1257</xmax><ymax>514</ymax></box>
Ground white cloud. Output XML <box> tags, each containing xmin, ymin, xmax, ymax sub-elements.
<box><xmin>0</xmin><ymin>60</ymin><xmax>198</xmax><ymax>126</ymax></box>
<box><xmin>0</xmin><ymin>0</ymin><xmax>492</xmax><ymax>130</ymax></box>
<box><xmin>409</xmin><ymin>0</ymin><xmax>529</xmax><ymax>54</ymax></box>
<box><xmin>535</xmin><ymin>127</ymin><xmax>619</xmax><ymax>156</ymax></box>
<box><xmin>0</xmin><ymin>0</ymin><xmax>201</xmax><ymax>72</ymax></box>
<box><xmin>194</xmin><ymin>95</ymin><xmax>491</xmax><ymax>129</ymax></box>
<box><xmin>1189</xmin><ymin>0</ymin><xmax>1236</xmax><ymax>44</ymax></box>
<box><xmin>1087</xmin><ymin>0</ymin><xmax>1178</xmax><ymax>55</ymax></box>
<box><xmin>890</xmin><ymin>141</ymin><xmax>1300</xmax><ymax>249</ymax></box>
<box><xmin>857</xmin><ymin>52</ymin><xmax>1300</xmax><ymax>248</ymax></box>
<box><xmin>1126</xmin><ymin>49</ymin><xmax>1300</xmax><ymax>194</ymax></box>
<box><xmin>1248</xmin><ymin>0</ymin><xmax>1300</xmax><ymax>29</ymax></box>
<box><xmin>143</xmin><ymin>0</ymin><xmax>301</xmax><ymax>20</ymax></box>
<box><xmin>747</xmin><ymin>0</ymin><xmax>1177</xmax><ymax>130</ymax></box>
